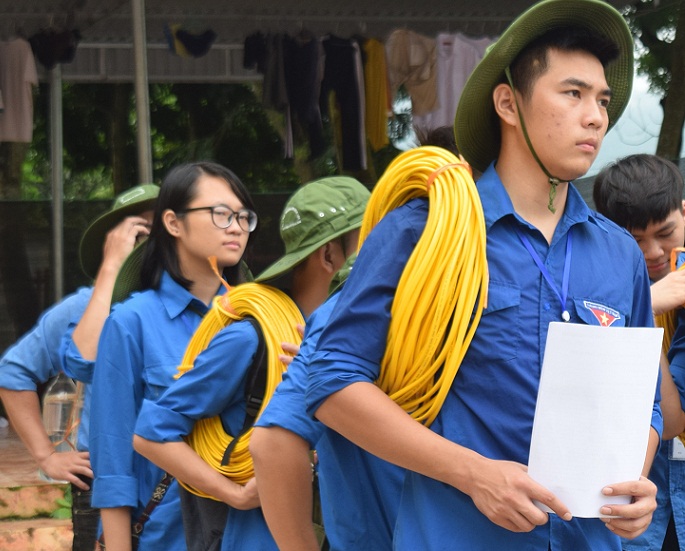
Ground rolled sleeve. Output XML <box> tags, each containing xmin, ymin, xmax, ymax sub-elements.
<box><xmin>60</xmin><ymin>325</ymin><xmax>95</xmax><ymax>383</ymax></box>
<box><xmin>134</xmin><ymin>398</ymin><xmax>194</xmax><ymax>442</ymax></box>
<box><xmin>92</xmin><ymin>474</ymin><xmax>139</xmax><ymax>509</ymax></box>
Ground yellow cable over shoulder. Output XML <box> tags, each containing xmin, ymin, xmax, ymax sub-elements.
<box><xmin>175</xmin><ymin>272</ymin><xmax>304</xmax><ymax>493</ymax></box>
<box><xmin>359</xmin><ymin>146</ymin><xmax>488</xmax><ymax>427</ymax></box>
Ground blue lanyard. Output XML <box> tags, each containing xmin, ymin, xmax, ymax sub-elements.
<box><xmin>514</xmin><ymin>226</ymin><xmax>573</xmax><ymax>322</ymax></box>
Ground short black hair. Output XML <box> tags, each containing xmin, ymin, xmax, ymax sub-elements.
<box><xmin>510</xmin><ymin>25</ymin><xmax>620</xmax><ymax>100</ymax></box>
<box><xmin>593</xmin><ymin>154</ymin><xmax>684</xmax><ymax>230</ymax></box>
<box><xmin>141</xmin><ymin>161</ymin><xmax>256</xmax><ymax>290</ymax></box>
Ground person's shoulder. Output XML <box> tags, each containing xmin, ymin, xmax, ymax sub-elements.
<box><xmin>587</xmin><ymin>209</ymin><xmax>636</xmax><ymax>242</ymax></box>
<box><xmin>212</xmin><ymin>317</ymin><xmax>261</xmax><ymax>347</ymax></box>
<box><xmin>371</xmin><ymin>197</ymin><xmax>429</xmax><ymax>237</ymax></box>
<box><xmin>109</xmin><ymin>288</ymin><xmax>157</xmax><ymax>321</ymax></box>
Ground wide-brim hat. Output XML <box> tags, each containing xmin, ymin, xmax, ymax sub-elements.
<box><xmin>256</xmin><ymin>176</ymin><xmax>370</xmax><ymax>282</ymax></box>
<box><xmin>80</xmin><ymin>184</ymin><xmax>160</xmax><ymax>279</ymax></box>
<box><xmin>111</xmin><ymin>240</ymin><xmax>254</xmax><ymax>305</ymax></box>
<box><xmin>454</xmin><ymin>0</ymin><xmax>634</xmax><ymax>174</ymax></box>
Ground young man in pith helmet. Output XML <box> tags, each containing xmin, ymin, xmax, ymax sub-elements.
<box><xmin>304</xmin><ymin>0</ymin><xmax>660</xmax><ymax>549</ymax></box>
<box><xmin>0</xmin><ymin>183</ymin><xmax>158</xmax><ymax>551</ymax></box>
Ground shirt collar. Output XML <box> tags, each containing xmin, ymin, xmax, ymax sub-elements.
<box><xmin>477</xmin><ymin>162</ymin><xmax>596</xmax><ymax>235</ymax></box>
<box><xmin>158</xmin><ymin>271</ymin><xmax>226</xmax><ymax>319</ymax></box>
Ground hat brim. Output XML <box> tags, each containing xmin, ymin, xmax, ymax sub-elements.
<box><xmin>454</xmin><ymin>0</ymin><xmax>634</xmax><ymax>174</ymax></box>
<box><xmin>79</xmin><ymin>196</ymin><xmax>157</xmax><ymax>280</ymax></box>
<box><xmin>111</xmin><ymin>240</ymin><xmax>146</xmax><ymax>304</ymax></box>
<box><xmin>255</xmin><ymin>220</ymin><xmax>363</xmax><ymax>282</ymax></box>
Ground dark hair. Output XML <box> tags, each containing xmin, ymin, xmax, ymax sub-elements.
<box><xmin>415</xmin><ymin>126</ymin><xmax>460</xmax><ymax>155</ymax></box>
<box><xmin>141</xmin><ymin>161</ymin><xmax>257</xmax><ymax>290</ymax></box>
<box><xmin>593</xmin><ymin>154</ymin><xmax>684</xmax><ymax>230</ymax></box>
<box><xmin>510</xmin><ymin>25</ymin><xmax>620</xmax><ymax>101</ymax></box>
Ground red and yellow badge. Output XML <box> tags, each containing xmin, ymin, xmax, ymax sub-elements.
<box><xmin>582</xmin><ymin>301</ymin><xmax>620</xmax><ymax>327</ymax></box>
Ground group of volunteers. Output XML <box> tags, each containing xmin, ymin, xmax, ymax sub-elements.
<box><xmin>3</xmin><ymin>0</ymin><xmax>685</xmax><ymax>549</ymax></box>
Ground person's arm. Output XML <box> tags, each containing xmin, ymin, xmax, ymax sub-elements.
<box><xmin>650</xmin><ymin>269</ymin><xmax>685</xmax><ymax>317</ymax></box>
<box><xmin>132</xmin><ymin>437</ymin><xmax>258</xmax><ymax>510</ymax></box>
<box><xmin>0</xmin><ymin>388</ymin><xmax>91</xmax><ymax>488</ymax></box>
<box><xmin>250</xmin><ymin>426</ymin><xmax>319</xmax><ymax>551</ymax></box>
<box><xmin>100</xmin><ymin>506</ymin><xmax>134</xmax><ymax>551</ymax></box>
<box><xmin>658</xmin><ymin>351</ymin><xmax>685</xmax><ymax>439</ymax></box>
<box><xmin>315</xmin><ymin>381</ymin><xmax>572</xmax><ymax>533</ymax></box>
<box><xmin>133</xmin><ymin>320</ymin><xmax>263</xmax><ymax>510</ymax></box>
<box><xmin>72</xmin><ymin>215</ymin><xmax>150</xmax><ymax>360</ymax></box>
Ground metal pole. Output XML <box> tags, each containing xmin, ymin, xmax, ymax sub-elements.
<box><xmin>49</xmin><ymin>65</ymin><xmax>64</xmax><ymax>300</ymax></box>
<box><xmin>132</xmin><ymin>0</ymin><xmax>153</xmax><ymax>184</ymax></box>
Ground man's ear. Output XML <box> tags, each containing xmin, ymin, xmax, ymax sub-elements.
<box><xmin>680</xmin><ymin>200</ymin><xmax>685</xmax><ymax>221</ymax></box>
<box><xmin>321</xmin><ymin>241</ymin><xmax>338</xmax><ymax>274</ymax></box>
<box><xmin>493</xmin><ymin>83</ymin><xmax>518</xmax><ymax>127</ymax></box>
<box><xmin>162</xmin><ymin>209</ymin><xmax>181</xmax><ymax>237</ymax></box>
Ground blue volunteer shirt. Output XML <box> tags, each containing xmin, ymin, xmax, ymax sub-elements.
<box><xmin>645</xmin><ymin>275</ymin><xmax>685</xmax><ymax>550</ymax></box>
<box><xmin>306</xmin><ymin>163</ymin><xmax>661</xmax><ymax>551</ymax></box>
<box><xmin>256</xmin><ymin>291</ymin><xmax>405</xmax><ymax>551</ymax></box>
<box><xmin>134</xmin><ymin>317</ymin><xmax>276</xmax><ymax>551</ymax></box>
<box><xmin>0</xmin><ymin>286</ymin><xmax>93</xmax><ymax>451</ymax></box>
<box><xmin>90</xmin><ymin>271</ymin><xmax>220</xmax><ymax>551</ymax></box>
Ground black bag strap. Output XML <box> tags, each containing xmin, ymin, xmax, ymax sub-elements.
<box><xmin>96</xmin><ymin>471</ymin><xmax>174</xmax><ymax>551</ymax></box>
<box><xmin>220</xmin><ymin>316</ymin><xmax>267</xmax><ymax>466</ymax></box>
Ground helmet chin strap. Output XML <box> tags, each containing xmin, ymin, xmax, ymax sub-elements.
<box><xmin>504</xmin><ymin>67</ymin><xmax>563</xmax><ymax>214</ymax></box>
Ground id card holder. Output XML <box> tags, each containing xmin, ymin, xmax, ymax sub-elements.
<box><xmin>670</xmin><ymin>437</ymin><xmax>685</xmax><ymax>461</ymax></box>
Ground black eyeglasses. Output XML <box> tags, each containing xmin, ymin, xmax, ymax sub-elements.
<box><xmin>179</xmin><ymin>205</ymin><xmax>258</xmax><ymax>232</ymax></box>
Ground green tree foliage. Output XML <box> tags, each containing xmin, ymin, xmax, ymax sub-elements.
<box><xmin>625</xmin><ymin>0</ymin><xmax>685</xmax><ymax>160</ymax></box>
<box><xmin>24</xmin><ymin>82</ymin><xmax>304</xmax><ymax>199</ymax></box>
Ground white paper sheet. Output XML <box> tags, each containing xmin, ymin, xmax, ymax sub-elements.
<box><xmin>527</xmin><ymin>322</ymin><xmax>662</xmax><ymax>518</ymax></box>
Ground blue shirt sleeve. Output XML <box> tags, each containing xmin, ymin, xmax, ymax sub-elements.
<box><xmin>0</xmin><ymin>287</ymin><xmax>92</xmax><ymax>390</ymax></box>
<box><xmin>60</xmin><ymin>324</ymin><xmax>96</xmax><ymax>384</ymax></box>
<box><xmin>134</xmin><ymin>320</ymin><xmax>260</xmax><ymax>443</ymax></box>
<box><xmin>306</xmin><ymin>199</ymin><xmax>427</xmax><ymax>417</ymax></box>
<box><xmin>90</xmin><ymin>312</ymin><xmax>147</xmax><ymax>508</ymax></box>
<box><xmin>256</xmin><ymin>294</ymin><xmax>340</xmax><ymax>447</ymax></box>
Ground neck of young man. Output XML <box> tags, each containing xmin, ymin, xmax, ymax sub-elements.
<box><xmin>496</xmin><ymin>151</ymin><xmax>569</xmax><ymax>245</ymax></box>
<box><xmin>290</xmin><ymin>263</ymin><xmax>333</xmax><ymax>320</ymax></box>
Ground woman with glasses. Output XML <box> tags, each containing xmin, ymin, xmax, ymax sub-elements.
<box><xmin>89</xmin><ymin>161</ymin><xmax>258</xmax><ymax>551</ymax></box>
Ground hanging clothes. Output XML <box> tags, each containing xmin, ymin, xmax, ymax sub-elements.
<box><xmin>413</xmin><ymin>33</ymin><xmax>494</xmax><ymax>133</ymax></box>
<box><xmin>362</xmin><ymin>38</ymin><xmax>391</xmax><ymax>152</ymax></box>
<box><xmin>0</xmin><ymin>38</ymin><xmax>38</xmax><ymax>143</ymax></box>
<box><xmin>261</xmin><ymin>33</ymin><xmax>293</xmax><ymax>157</ymax></box>
<box><xmin>385</xmin><ymin>30</ymin><xmax>438</xmax><ymax>117</ymax></box>
<box><xmin>283</xmin><ymin>31</ymin><xmax>326</xmax><ymax>159</ymax></box>
<box><xmin>320</xmin><ymin>35</ymin><xmax>367</xmax><ymax>171</ymax></box>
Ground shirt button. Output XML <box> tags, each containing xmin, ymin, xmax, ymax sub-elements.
<box><xmin>544</xmin><ymin>302</ymin><xmax>551</xmax><ymax>311</ymax></box>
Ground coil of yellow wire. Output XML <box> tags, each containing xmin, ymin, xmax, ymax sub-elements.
<box><xmin>176</xmin><ymin>280</ymin><xmax>304</xmax><ymax>492</ymax></box>
<box><xmin>359</xmin><ymin>146</ymin><xmax>489</xmax><ymax>427</ymax></box>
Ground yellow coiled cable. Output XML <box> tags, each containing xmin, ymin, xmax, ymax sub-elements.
<box><xmin>358</xmin><ymin>146</ymin><xmax>489</xmax><ymax>426</ymax></box>
<box><xmin>175</xmin><ymin>278</ymin><xmax>304</xmax><ymax>493</ymax></box>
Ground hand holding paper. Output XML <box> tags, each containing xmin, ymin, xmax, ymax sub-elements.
<box><xmin>527</xmin><ymin>323</ymin><xmax>662</xmax><ymax>518</ymax></box>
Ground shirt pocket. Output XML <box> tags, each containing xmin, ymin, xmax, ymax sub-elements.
<box><xmin>142</xmin><ymin>364</ymin><xmax>178</xmax><ymax>401</ymax></box>
<box><xmin>476</xmin><ymin>282</ymin><xmax>521</xmax><ymax>362</ymax></box>
<box><xmin>570</xmin><ymin>297</ymin><xmax>627</xmax><ymax>328</ymax></box>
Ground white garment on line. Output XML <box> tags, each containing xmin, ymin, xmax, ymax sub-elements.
<box><xmin>413</xmin><ymin>33</ymin><xmax>494</xmax><ymax>133</ymax></box>
<box><xmin>0</xmin><ymin>38</ymin><xmax>38</xmax><ymax>143</ymax></box>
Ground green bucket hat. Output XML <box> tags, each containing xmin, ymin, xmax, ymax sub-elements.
<box><xmin>454</xmin><ymin>0</ymin><xmax>634</xmax><ymax>174</ymax></box>
<box><xmin>80</xmin><ymin>184</ymin><xmax>160</xmax><ymax>279</ymax></box>
<box><xmin>256</xmin><ymin>176</ymin><xmax>370</xmax><ymax>282</ymax></box>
